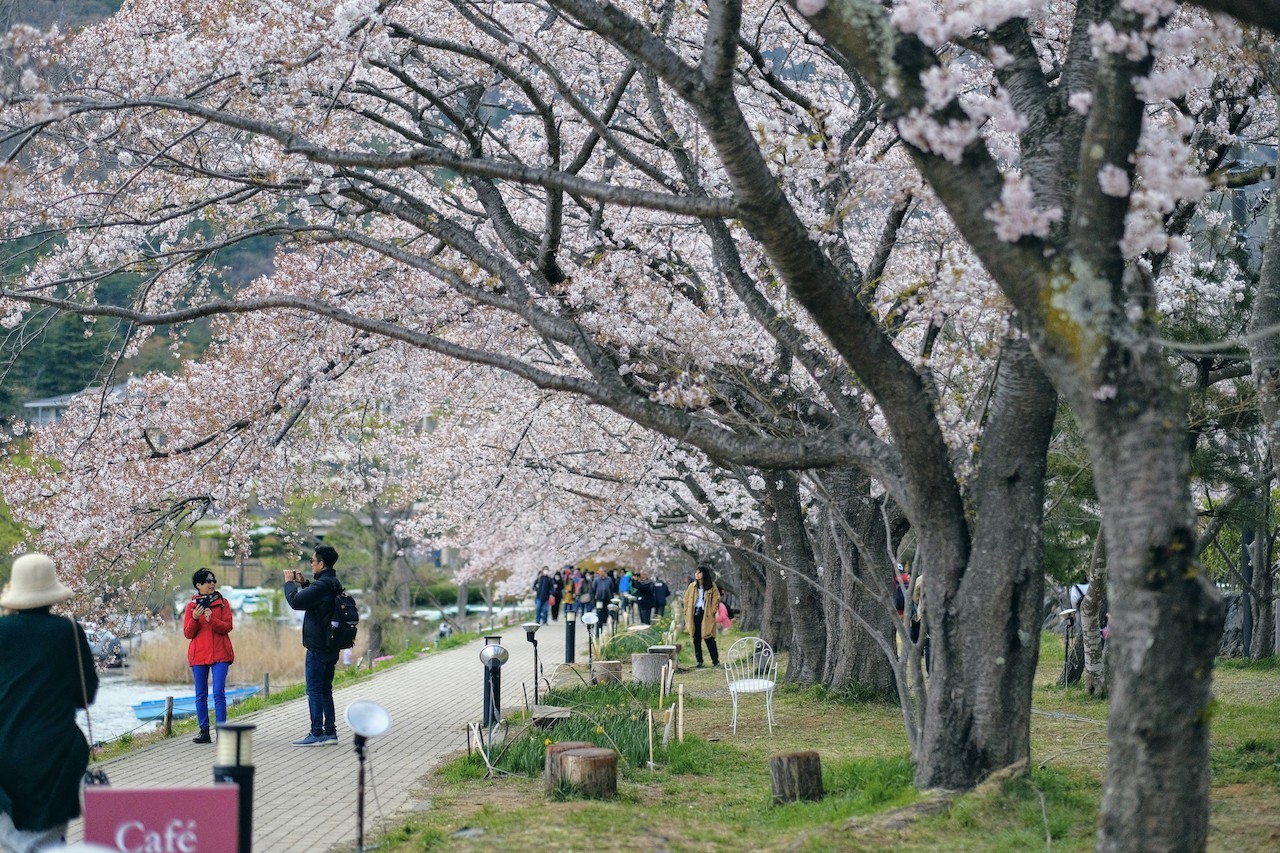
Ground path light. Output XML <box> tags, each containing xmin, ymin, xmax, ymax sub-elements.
<box><xmin>564</xmin><ymin>608</ymin><xmax>576</xmax><ymax>664</ymax></box>
<box><xmin>522</xmin><ymin>621</ymin><xmax>542</xmax><ymax>705</ymax></box>
<box><xmin>1059</xmin><ymin>608</ymin><xmax>1077</xmax><ymax>685</ymax></box>
<box><xmin>212</xmin><ymin>722</ymin><xmax>256</xmax><ymax>853</ymax></box>
<box><xmin>345</xmin><ymin>701</ymin><xmax>392</xmax><ymax>853</ymax></box>
<box><xmin>580</xmin><ymin>611</ymin><xmax>599</xmax><ymax>666</ymax></box>
<box><xmin>609</xmin><ymin>597</ymin><xmax>621</xmax><ymax>637</ymax></box>
<box><xmin>479</xmin><ymin>639</ymin><xmax>509</xmax><ymax>729</ymax></box>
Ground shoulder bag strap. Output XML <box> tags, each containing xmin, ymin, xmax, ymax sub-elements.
<box><xmin>70</xmin><ymin>618</ymin><xmax>95</xmax><ymax>750</ymax></box>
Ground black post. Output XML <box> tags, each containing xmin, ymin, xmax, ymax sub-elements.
<box><xmin>564</xmin><ymin>615</ymin><xmax>576</xmax><ymax>664</ymax></box>
<box><xmin>354</xmin><ymin>735</ymin><xmax>369</xmax><ymax>852</ymax></box>
<box><xmin>212</xmin><ymin>724</ymin><xmax>256</xmax><ymax>853</ymax></box>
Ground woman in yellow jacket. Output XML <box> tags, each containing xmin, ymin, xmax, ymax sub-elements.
<box><xmin>683</xmin><ymin>565</ymin><xmax>721</xmax><ymax>668</ymax></box>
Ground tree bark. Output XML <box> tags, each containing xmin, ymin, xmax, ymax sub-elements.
<box><xmin>767</xmin><ymin>471</ymin><xmax>826</xmax><ymax>683</ymax></box>
<box><xmin>1082</xmin><ymin>531</ymin><xmax>1109</xmax><ymax>697</ymax></box>
<box><xmin>918</xmin><ymin>334</ymin><xmax>1056</xmax><ymax>788</ymax></box>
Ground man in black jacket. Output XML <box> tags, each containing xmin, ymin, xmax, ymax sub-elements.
<box><xmin>284</xmin><ymin>544</ymin><xmax>343</xmax><ymax>745</ymax></box>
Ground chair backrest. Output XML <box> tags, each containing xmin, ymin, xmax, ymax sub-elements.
<box><xmin>724</xmin><ymin>636</ymin><xmax>776</xmax><ymax>685</ymax></box>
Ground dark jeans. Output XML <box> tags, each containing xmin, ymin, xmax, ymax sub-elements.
<box><xmin>305</xmin><ymin>648</ymin><xmax>340</xmax><ymax>736</ymax></box>
<box><xmin>910</xmin><ymin>619</ymin><xmax>932</xmax><ymax>672</ymax></box>
<box><xmin>692</xmin><ymin>609</ymin><xmax>719</xmax><ymax>665</ymax></box>
<box><xmin>639</xmin><ymin>605</ymin><xmax>652</xmax><ymax>624</ymax></box>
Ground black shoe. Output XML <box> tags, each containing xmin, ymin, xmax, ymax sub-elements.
<box><xmin>192</xmin><ymin>728</ymin><xmax>212</xmax><ymax>744</ymax></box>
<box><xmin>695</xmin><ymin>662</ymin><xmax>704</xmax><ymax>668</ymax></box>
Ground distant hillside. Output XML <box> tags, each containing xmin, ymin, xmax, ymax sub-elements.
<box><xmin>4</xmin><ymin>0</ymin><xmax>122</xmax><ymax>31</ymax></box>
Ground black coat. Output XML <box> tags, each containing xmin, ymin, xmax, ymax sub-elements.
<box><xmin>0</xmin><ymin>609</ymin><xmax>98</xmax><ymax>831</ymax></box>
<box><xmin>285</xmin><ymin>569</ymin><xmax>342</xmax><ymax>652</ymax></box>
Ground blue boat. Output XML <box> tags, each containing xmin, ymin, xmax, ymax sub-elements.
<box><xmin>131</xmin><ymin>685</ymin><xmax>262</xmax><ymax>721</ymax></box>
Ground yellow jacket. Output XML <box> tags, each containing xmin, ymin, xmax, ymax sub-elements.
<box><xmin>683</xmin><ymin>582</ymin><xmax>721</xmax><ymax>640</ymax></box>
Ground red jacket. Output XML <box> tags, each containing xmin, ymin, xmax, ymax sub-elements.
<box><xmin>183</xmin><ymin>594</ymin><xmax>235</xmax><ymax>666</ymax></box>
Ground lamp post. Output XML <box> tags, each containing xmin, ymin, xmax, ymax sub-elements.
<box><xmin>345</xmin><ymin>701</ymin><xmax>392</xmax><ymax>853</ymax></box>
<box><xmin>564</xmin><ymin>609</ymin><xmax>576</xmax><ymax>664</ymax></box>
<box><xmin>479</xmin><ymin>639</ymin><xmax>509</xmax><ymax>730</ymax></box>
<box><xmin>212</xmin><ymin>723</ymin><xmax>256</xmax><ymax>853</ymax></box>
<box><xmin>522</xmin><ymin>621</ymin><xmax>542</xmax><ymax>705</ymax></box>
<box><xmin>1059</xmin><ymin>608</ymin><xmax>1076</xmax><ymax>685</ymax></box>
<box><xmin>580</xmin><ymin>611</ymin><xmax>599</xmax><ymax>666</ymax></box>
<box><xmin>609</xmin><ymin>597</ymin><xmax>621</xmax><ymax>637</ymax></box>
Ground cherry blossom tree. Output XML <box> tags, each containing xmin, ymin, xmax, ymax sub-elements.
<box><xmin>0</xmin><ymin>2</ymin><xmax>1273</xmax><ymax>847</ymax></box>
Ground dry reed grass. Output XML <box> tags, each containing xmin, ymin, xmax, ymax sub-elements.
<box><xmin>130</xmin><ymin>617</ymin><xmax>368</xmax><ymax>686</ymax></box>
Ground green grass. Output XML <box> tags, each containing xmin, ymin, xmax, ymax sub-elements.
<box><xmin>365</xmin><ymin>632</ymin><xmax>1280</xmax><ymax>853</ymax></box>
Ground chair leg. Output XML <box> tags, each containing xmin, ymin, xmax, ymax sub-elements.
<box><xmin>730</xmin><ymin>693</ymin><xmax>738</xmax><ymax>733</ymax></box>
<box><xmin>765</xmin><ymin>690</ymin><xmax>774</xmax><ymax>733</ymax></box>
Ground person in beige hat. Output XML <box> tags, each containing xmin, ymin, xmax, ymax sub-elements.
<box><xmin>0</xmin><ymin>553</ymin><xmax>99</xmax><ymax>852</ymax></box>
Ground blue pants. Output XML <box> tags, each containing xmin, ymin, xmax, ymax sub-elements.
<box><xmin>535</xmin><ymin>599</ymin><xmax>550</xmax><ymax>624</ymax></box>
<box><xmin>305</xmin><ymin>648</ymin><xmax>340</xmax><ymax>736</ymax></box>
<box><xmin>192</xmin><ymin>661</ymin><xmax>230</xmax><ymax>730</ymax></box>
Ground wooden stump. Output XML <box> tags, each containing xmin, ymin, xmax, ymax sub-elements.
<box><xmin>544</xmin><ymin>740</ymin><xmax>595</xmax><ymax>795</ymax></box>
<box><xmin>631</xmin><ymin>653</ymin><xmax>668</xmax><ymax>684</ymax></box>
<box><xmin>560</xmin><ymin>747</ymin><xmax>618</xmax><ymax>799</ymax></box>
<box><xmin>770</xmin><ymin>751</ymin><xmax>824</xmax><ymax>804</ymax></box>
<box><xmin>647</xmin><ymin>644</ymin><xmax>678</xmax><ymax>663</ymax></box>
<box><xmin>591</xmin><ymin>660</ymin><xmax>622</xmax><ymax>684</ymax></box>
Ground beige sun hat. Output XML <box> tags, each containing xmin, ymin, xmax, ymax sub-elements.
<box><xmin>0</xmin><ymin>553</ymin><xmax>74</xmax><ymax>610</ymax></box>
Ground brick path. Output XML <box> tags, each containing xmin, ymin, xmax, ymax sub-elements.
<box><xmin>67</xmin><ymin>622</ymin><xmax>591</xmax><ymax>851</ymax></box>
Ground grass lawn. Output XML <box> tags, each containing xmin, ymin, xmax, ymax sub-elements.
<box><xmin>369</xmin><ymin>631</ymin><xmax>1280</xmax><ymax>852</ymax></box>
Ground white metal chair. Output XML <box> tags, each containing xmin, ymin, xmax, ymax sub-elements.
<box><xmin>723</xmin><ymin>636</ymin><xmax>777</xmax><ymax>733</ymax></box>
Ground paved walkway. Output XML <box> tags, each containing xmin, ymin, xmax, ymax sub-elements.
<box><xmin>68</xmin><ymin>621</ymin><xmax>595</xmax><ymax>851</ymax></box>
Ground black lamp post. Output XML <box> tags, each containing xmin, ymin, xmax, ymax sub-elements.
<box><xmin>523</xmin><ymin>621</ymin><xmax>542</xmax><ymax>705</ymax></box>
<box><xmin>345</xmin><ymin>701</ymin><xmax>392</xmax><ymax>853</ymax></box>
<box><xmin>581</xmin><ymin>611</ymin><xmax>599</xmax><ymax>665</ymax></box>
<box><xmin>609</xmin><ymin>597</ymin><xmax>621</xmax><ymax>637</ymax></box>
<box><xmin>479</xmin><ymin>639</ymin><xmax>508</xmax><ymax>730</ymax></box>
<box><xmin>564</xmin><ymin>609</ymin><xmax>576</xmax><ymax>664</ymax></box>
<box><xmin>212</xmin><ymin>723</ymin><xmax>256</xmax><ymax>853</ymax></box>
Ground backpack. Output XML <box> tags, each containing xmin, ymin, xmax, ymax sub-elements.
<box><xmin>328</xmin><ymin>587</ymin><xmax>360</xmax><ymax>650</ymax></box>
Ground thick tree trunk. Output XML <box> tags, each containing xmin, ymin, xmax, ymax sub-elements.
<box><xmin>1088</xmin><ymin>409</ymin><xmax>1224</xmax><ymax>853</ymax></box>
<box><xmin>1249</xmin><ymin>529</ymin><xmax>1276</xmax><ymax>659</ymax></box>
<box><xmin>814</xmin><ymin>468</ymin><xmax>896</xmax><ymax>698</ymax></box>
<box><xmin>759</xmin><ymin>512</ymin><xmax>793</xmax><ymax>653</ymax></box>
<box><xmin>767</xmin><ymin>470</ymin><xmax>826</xmax><ymax>683</ymax></box>
<box><xmin>917</xmin><ymin>335</ymin><xmax>1055</xmax><ymax>788</ymax></box>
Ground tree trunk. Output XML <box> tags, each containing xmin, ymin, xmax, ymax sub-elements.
<box><xmin>758</xmin><ymin>515</ymin><xmax>793</xmax><ymax>654</ymax></box>
<box><xmin>1249</xmin><ymin>527</ymin><xmax>1276</xmax><ymax>659</ymax></box>
<box><xmin>917</xmin><ymin>334</ymin><xmax>1056</xmax><ymax>789</ymax></box>
<box><xmin>767</xmin><ymin>470</ymin><xmax>826</xmax><ymax>683</ymax></box>
<box><xmin>813</xmin><ymin>467</ymin><xmax>896</xmax><ymax>698</ymax></box>
<box><xmin>1086</xmin><ymin>408</ymin><xmax>1224</xmax><ymax>853</ymax></box>
<box><xmin>1081</xmin><ymin>531</ymin><xmax>1109</xmax><ymax>697</ymax></box>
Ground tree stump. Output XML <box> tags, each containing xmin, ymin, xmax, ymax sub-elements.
<box><xmin>560</xmin><ymin>747</ymin><xmax>618</xmax><ymax>799</ymax></box>
<box><xmin>631</xmin><ymin>653</ymin><xmax>668</xmax><ymax>684</ymax></box>
<box><xmin>544</xmin><ymin>740</ymin><xmax>595</xmax><ymax>795</ymax></box>
<box><xmin>647</xmin><ymin>644</ymin><xmax>678</xmax><ymax>663</ymax></box>
<box><xmin>770</xmin><ymin>751</ymin><xmax>824</xmax><ymax>804</ymax></box>
<box><xmin>591</xmin><ymin>660</ymin><xmax>622</xmax><ymax>684</ymax></box>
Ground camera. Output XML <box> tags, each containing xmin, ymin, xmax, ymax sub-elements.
<box><xmin>195</xmin><ymin>594</ymin><xmax>215</xmax><ymax>609</ymax></box>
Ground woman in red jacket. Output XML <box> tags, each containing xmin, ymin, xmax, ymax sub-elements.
<box><xmin>183</xmin><ymin>568</ymin><xmax>235</xmax><ymax>744</ymax></box>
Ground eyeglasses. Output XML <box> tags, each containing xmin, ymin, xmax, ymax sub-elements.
<box><xmin>200</xmin><ymin>578</ymin><xmax>217</xmax><ymax>585</ymax></box>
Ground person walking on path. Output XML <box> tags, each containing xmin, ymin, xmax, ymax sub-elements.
<box><xmin>183</xmin><ymin>567</ymin><xmax>235</xmax><ymax>745</ymax></box>
<box><xmin>532</xmin><ymin>569</ymin><xmax>553</xmax><ymax>624</ymax></box>
<box><xmin>549</xmin><ymin>570</ymin><xmax>564</xmax><ymax>622</ymax></box>
<box><xmin>284</xmin><ymin>544</ymin><xmax>343</xmax><ymax>746</ymax></box>
<box><xmin>0</xmin><ymin>553</ymin><xmax>99</xmax><ymax>852</ymax></box>
<box><xmin>633</xmin><ymin>571</ymin><xmax>655</xmax><ymax>624</ymax></box>
<box><xmin>683</xmin><ymin>565</ymin><xmax>721</xmax><ymax>668</ymax></box>
<box><xmin>652</xmin><ymin>576</ymin><xmax>670</xmax><ymax>618</ymax></box>
<box><xmin>592</xmin><ymin>570</ymin><xmax>615</xmax><ymax>639</ymax></box>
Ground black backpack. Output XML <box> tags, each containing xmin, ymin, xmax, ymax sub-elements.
<box><xmin>328</xmin><ymin>587</ymin><xmax>360</xmax><ymax>650</ymax></box>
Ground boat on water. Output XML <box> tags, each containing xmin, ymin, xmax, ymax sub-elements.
<box><xmin>131</xmin><ymin>685</ymin><xmax>262</xmax><ymax>721</ymax></box>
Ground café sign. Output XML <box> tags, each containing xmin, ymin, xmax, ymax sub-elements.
<box><xmin>83</xmin><ymin>786</ymin><xmax>239</xmax><ymax>853</ymax></box>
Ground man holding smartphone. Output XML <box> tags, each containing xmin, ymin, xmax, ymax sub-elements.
<box><xmin>284</xmin><ymin>545</ymin><xmax>343</xmax><ymax>746</ymax></box>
